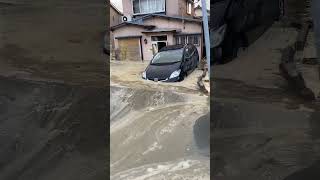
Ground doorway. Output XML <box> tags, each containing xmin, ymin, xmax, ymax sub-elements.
<box><xmin>151</xmin><ymin>35</ymin><xmax>168</xmax><ymax>55</ymax></box>
<box><xmin>152</xmin><ymin>41</ymin><xmax>167</xmax><ymax>55</ymax></box>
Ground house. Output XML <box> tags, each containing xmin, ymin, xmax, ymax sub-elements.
<box><xmin>110</xmin><ymin>3</ymin><xmax>123</xmax><ymax>52</ymax></box>
<box><xmin>110</xmin><ymin>0</ymin><xmax>204</xmax><ymax>61</ymax></box>
<box><xmin>194</xmin><ymin>5</ymin><xmax>210</xmax><ymax>18</ymax></box>
<box><xmin>110</xmin><ymin>3</ymin><xmax>123</xmax><ymax>27</ymax></box>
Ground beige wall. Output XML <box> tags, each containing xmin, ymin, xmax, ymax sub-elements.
<box><xmin>194</xmin><ymin>8</ymin><xmax>210</xmax><ymax>17</ymax></box>
<box><xmin>143</xmin><ymin>17</ymin><xmax>202</xmax><ymax>59</ymax></box>
<box><xmin>195</xmin><ymin>8</ymin><xmax>202</xmax><ymax>17</ymax></box>
<box><xmin>110</xmin><ymin>6</ymin><xmax>123</xmax><ymax>50</ymax></box>
<box><xmin>143</xmin><ymin>17</ymin><xmax>201</xmax><ymax>34</ymax></box>
<box><xmin>122</xmin><ymin>0</ymin><xmax>194</xmax><ymax>18</ymax></box>
<box><xmin>110</xmin><ymin>6</ymin><xmax>122</xmax><ymax>27</ymax></box>
<box><xmin>122</xmin><ymin>0</ymin><xmax>133</xmax><ymax>17</ymax></box>
<box><xmin>112</xmin><ymin>17</ymin><xmax>202</xmax><ymax>61</ymax></box>
<box><xmin>179</xmin><ymin>0</ymin><xmax>195</xmax><ymax>17</ymax></box>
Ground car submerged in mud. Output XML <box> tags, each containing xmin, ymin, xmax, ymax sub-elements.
<box><xmin>142</xmin><ymin>44</ymin><xmax>199</xmax><ymax>82</ymax></box>
<box><xmin>211</xmin><ymin>0</ymin><xmax>282</xmax><ymax>64</ymax></box>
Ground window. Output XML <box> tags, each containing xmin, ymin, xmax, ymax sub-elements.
<box><xmin>187</xmin><ymin>2</ymin><xmax>192</xmax><ymax>15</ymax></box>
<box><xmin>193</xmin><ymin>36</ymin><xmax>200</xmax><ymax>46</ymax></box>
<box><xmin>188</xmin><ymin>36</ymin><xmax>193</xmax><ymax>44</ymax></box>
<box><xmin>133</xmin><ymin>0</ymin><xmax>140</xmax><ymax>13</ymax></box>
<box><xmin>179</xmin><ymin>36</ymin><xmax>186</xmax><ymax>45</ymax></box>
<box><xmin>133</xmin><ymin>0</ymin><xmax>165</xmax><ymax>14</ymax></box>
<box><xmin>175</xmin><ymin>35</ymin><xmax>200</xmax><ymax>46</ymax></box>
<box><xmin>176</xmin><ymin>36</ymin><xmax>186</xmax><ymax>45</ymax></box>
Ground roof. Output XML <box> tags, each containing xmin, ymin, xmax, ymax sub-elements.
<box><xmin>110</xmin><ymin>13</ymin><xmax>202</xmax><ymax>31</ymax></box>
<box><xmin>110</xmin><ymin>22</ymin><xmax>155</xmax><ymax>31</ymax></box>
<box><xmin>110</xmin><ymin>2</ymin><xmax>123</xmax><ymax>15</ymax></box>
<box><xmin>141</xmin><ymin>28</ymin><xmax>181</xmax><ymax>33</ymax></box>
<box><xmin>134</xmin><ymin>14</ymin><xmax>202</xmax><ymax>23</ymax></box>
<box><xmin>115</xmin><ymin>35</ymin><xmax>142</xmax><ymax>39</ymax></box>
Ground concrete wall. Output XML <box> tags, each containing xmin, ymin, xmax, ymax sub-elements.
<box><xmin>110</xmin><ymin>5</ymin><xmax>123</xmax><ymax>50</ymax></box>
<box><xmin>143</xmin><ymin>17</ymin><xmax>201</xmax><ymax>33</ymax></box>
<box><xmin>122</xmin><ymin>0</ymin><xmax>133</xmax><ymax>18</ymax></box>
<box><xmin>143</xmin><ymin>17</ymin><xmax>202</xmax><ymax>59</ymax></box>
<box><xmin>122</xmin><ymin>0</ymin><xmax>194</xmax><ymax>18</ymax></box>
<box><xmin>182</xmin><ymin>0</ymin><xmax>195</xmax><ymax>17</ymax></box>
<box><xmin>110</xmin><ymin>6</ymin><xmax>123</xmax><ymax>27</ymax></box>
<box><xmin>112</xmin><ymin>17</ymin><xmax>203</xmax><ymax>61</ymax></box>
<box><xmin>195</xmin><ymin>8</ymin><xmax>202</xmax><ymax>17</ymax></box>
<box><xmin>195</xmin><ymin>7</ymin><xmax>210</xmax><ymax>18</ymax></box>
<box><xmin>112</xmin><ymin>26</ymin><xmax>144</xmax><ymax>49</ymax></box>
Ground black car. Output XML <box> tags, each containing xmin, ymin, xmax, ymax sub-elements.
<box><xmin>211</xmin><ymin>0</ymin><xmax>282</xmax><ymax>64</ymax></box>
<box><xmin>142</xmin><ymin>44</ymin><xmax>199</xmax><ymax>82</ymax></box>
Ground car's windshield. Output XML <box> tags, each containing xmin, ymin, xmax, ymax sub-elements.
<box><xmin>151</xmin><ymin>49</ymin><xmax>183</xmax><ymax>64</ymax></box>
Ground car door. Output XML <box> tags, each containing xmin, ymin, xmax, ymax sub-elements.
<box><xmin>182</xmin><ymin>47</ymin><xmax>190</xmax><ymax>74</ymax></box>
<box><xmin>193</xmin><ymin>47</ymin><xmax>199</xmax><ymax>69</ymax></box>
<box><xmin>188</xmin><ymin>46</ymin><xmax>196</xmax><ymax>71</ymax></box>
<box><xmin>184</xmin><ymin>46</ymin><xmax>193</xmax><ymax>73</ymax></box>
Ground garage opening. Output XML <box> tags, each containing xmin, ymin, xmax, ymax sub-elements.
<box><xmin>118</xmin><ymin>37</ymin><xmax>142</xmax><ymax>61</ymax></box>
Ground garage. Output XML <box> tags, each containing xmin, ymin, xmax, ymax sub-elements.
<box><xmin>117</xmin><ymin>37</ymin><xmax>142</xmax><ymax>61</ymax></box>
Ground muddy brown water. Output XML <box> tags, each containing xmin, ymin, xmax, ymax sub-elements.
<box><xmin>212</xmin><ymin>99</ymin><xmax>320</xmax><ymax>180</ymax></box>
<box><xmin>0</xmin><ymin>1</ymin><xmax>108</xmax><ymax>179</ymax></box>
<box><xmin>110</xmin><ymin>86</ymin><xmax>210</xmax><ymax>179</ymax></box>
<box><xmin>283</xmin><ymin>0</ymin><xmax>311</xmax><ymax>22</ymax></box>
<box><xmin>0</xmin><ymin>76</ymin><xmax>108</xmax><ymax>180</ymax></box>
<box><xmin>212</xmin><ymin>74</ymin><xmax>320</xmax><ymax>180</ymax></box>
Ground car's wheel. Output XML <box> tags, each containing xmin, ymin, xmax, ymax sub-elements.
<box><xmin>179</xmin><ymin>73</ymin><xmax>185</xmax><ymax>81</ymax></box>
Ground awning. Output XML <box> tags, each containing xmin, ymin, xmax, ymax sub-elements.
<box><xmin>141</xmin><ymin>28</ymin><xmax>181</xmax><ymax>33</ymax></box>
<box><xmin>115</xmin><ymin>35</ymin><xmax>142</xmax><ymax>39</ymax></box>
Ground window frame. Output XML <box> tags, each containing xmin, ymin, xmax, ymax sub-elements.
<box><xmin>193</xmin><ymin>35</ymin><xmax>200</xmax><ymax>46</ymax></box>
<box><xmin>186</xmin><ymin>2</ymin><xmax>192</xmax><ymax>15</ymax></box>
<box><xmin>132</xmin><ymin>0</ymin><xmax>166</xmax><ymax>15</ymax></box>
<box><xmin>175</xmin><ymin>35</ymin><xmax>200</xmax><ymax>46</ymax></box>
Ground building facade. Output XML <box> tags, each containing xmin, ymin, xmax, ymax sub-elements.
<box><xmin>111</xmin><ymin>0</ymin><xmax>204</xmax><ymax>61</ymax></box>
<box><xmin>110</xmin><ymin>3</ymin><xmax>123</xmax><ymax>27</ymax></box>
<box><xmin>110</xmin><ymin>3</ymin><xmax>123</xmax><ymax>53</ymax></box>
<box><xmin>194</xmin><ymin>5</ymin><xmax>210</xmax><ymax>18</ymax></box>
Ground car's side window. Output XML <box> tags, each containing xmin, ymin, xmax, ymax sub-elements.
<box><xmin>186</xmin><ymin>47</ymin><xmax>195</xmax><ymax>61</ymax></box>
<box><xmin>185</xmin><ymin>48</ymin><xmax>191</xmax><ymax>61</ymax></box>
<box><xmin>193</xmin><ymin>48</ymin><xmax>198</xmax><ymax>61</ymax></box>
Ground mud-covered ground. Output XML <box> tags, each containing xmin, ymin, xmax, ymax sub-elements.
<box><xmin>110</xmin><ymin>61</ymin><xmax>210</xmax><ymax>179</ymax></box>
<box><xmin>110</xmin><ymin>60</ymin><xmax>209</xmax><ymax>94</ymax></box>
<box><xmin>212</xmin><ymin>3</ymin><xmax>320</xmax><ymax>179</ymax></box>
<box><xmin>0</xmin><ymin>76</ymin><xmax>108</xmax><ymax>180</ymax></box>
<box><xmin>0</xmin><ymin>1</ymin><xmax>108</xmax><ymax>180</ymax></box>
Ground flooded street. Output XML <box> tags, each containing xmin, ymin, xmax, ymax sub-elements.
<box><xmin>0</xmin><ymin>76</ymin><xmax>107</xmax><ymax>180</ymax></box>
<box><xmin>110</xmin><ymin>62</ymin><xmax>210</xmax><ymax>179</ymax></box>
<box><xmin>0</xmin><ymin>1</ymin><xmax>108</xmax><ymax>179</ymax></box>
<box><xmin>212</xmin><ymin>1</ymin><xmax>320</xmax><ymax>178</ymax></box>
<box><xmin>212</xmin><ymin>98</ymin><xmax>320</xmax><ymax>180</ymax></box>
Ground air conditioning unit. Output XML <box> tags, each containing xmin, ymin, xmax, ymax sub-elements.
<box><xmin>122</xmin><ymin>15</ymin><xmax>132</xmax><ymax>22</ymax></box>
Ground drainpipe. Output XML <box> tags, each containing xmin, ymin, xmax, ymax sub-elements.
<box><xmin>201</xmin><ymin>0</ymin><xmax>210</xmax><ymax>75</ymax></box>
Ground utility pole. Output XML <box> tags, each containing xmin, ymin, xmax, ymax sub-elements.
<box><xmin>201</xmin><ymin>0</ymin><xmax>210</xmax><ymax>75</ymax></box>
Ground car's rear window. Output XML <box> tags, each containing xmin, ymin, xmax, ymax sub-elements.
<box><xmin>151</xmin><ymin>49</ymin><xmax>183</xmax><ymax>64</ymax></box>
